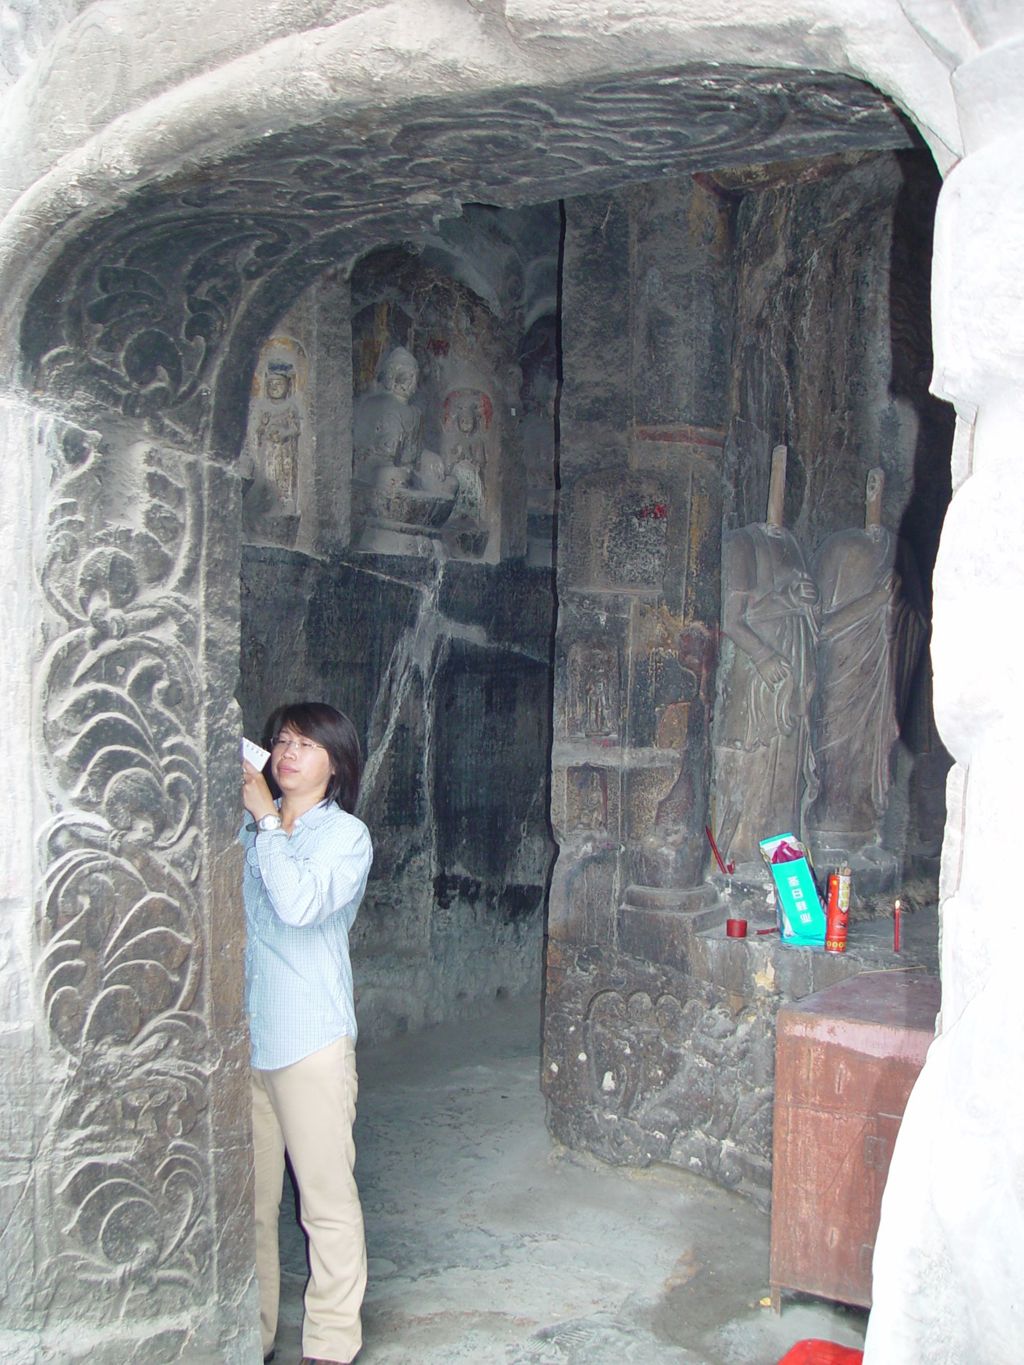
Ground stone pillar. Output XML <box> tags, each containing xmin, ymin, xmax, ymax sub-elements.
<box><xmin>865</xmin><ymin>9</ymin><xmax>1024</xmax><ymax>1360</ymax></box>
<box><xmin>551</xmin><ymin>178</ymin><xmax>732</xmax><ymax>903</ymax></box>
<box><xmin>0</xmin><ymin>404</ymin><xmax>259</xmax><ymax>1363</ymax></box>
<box><xmin>544</xmin><ymin>178</ymin><xmax>742</xmax><ymax>1177</ymax></box>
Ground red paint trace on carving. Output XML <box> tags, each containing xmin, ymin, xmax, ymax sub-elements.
<box><xmin>636</xmin><ymin>503</ymin><xmax>668</xmax><ymax>521</ymax></box>
<box><xmin>634</xmin><ymin>422</ymin><xmax>727</xmax><ymax>448</ymax></box>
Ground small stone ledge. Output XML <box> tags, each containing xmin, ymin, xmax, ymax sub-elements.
<box><xmin>693</xmin><ymin>910</ymin><xmax>938</xmax><ymax>997</ymax></box>
<box><xmin>617</xmin><ymin>884</ymin><xmax>721</xmax><ymax>970</ymax></box>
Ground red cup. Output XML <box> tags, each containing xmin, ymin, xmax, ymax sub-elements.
<box><xmin>726</xmin><ymin>918</ymin><xmax>748</xmax><ymax>938</ymax></box>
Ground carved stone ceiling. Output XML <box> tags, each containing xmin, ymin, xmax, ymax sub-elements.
<box><xmin>22</xmin><ymin>64</ymin><xmax>912</xmax><ymax>445</ymax></box>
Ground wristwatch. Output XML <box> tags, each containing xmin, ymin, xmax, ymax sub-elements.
<box><xmin>257</xmin><ymin>813</ymin><xmax>283</xmax><ymax>833</ymax></box>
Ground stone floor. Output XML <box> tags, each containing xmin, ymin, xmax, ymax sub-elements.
<box><xmin>272</xmin><ymin>994</ymin><xmax>870</xmax><ymax>1364</ymax></box>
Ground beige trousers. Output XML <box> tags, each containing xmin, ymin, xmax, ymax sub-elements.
<box><xmin>252</xmin><ymin>1035</ymin><xmax>366</xmax><ymax>1362</ymax></box>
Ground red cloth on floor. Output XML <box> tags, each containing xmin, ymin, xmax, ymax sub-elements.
<box><xmin>777</xmin><ymin>1342</ymin><xmax>864</xmax><ymax>1365</ymax></box>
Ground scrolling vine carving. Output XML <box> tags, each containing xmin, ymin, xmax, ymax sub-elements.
<box><xmin>23</xmin><ymin>66</ymin><xmax>910</xmax><ymax>436</ymax></box>
<box><xmin>33</xmin><ymin>418</ymin><xmax>215</xmax><ymax>1316</ymax></box>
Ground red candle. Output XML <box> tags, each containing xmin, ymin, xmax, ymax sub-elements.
<box><xmin>893</xmin><ymin>898</ymin><xmax>902</xmax><ymax>953</ymax></box>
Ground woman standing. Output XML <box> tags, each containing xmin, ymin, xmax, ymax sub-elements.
<box><xmin>241</xmin><ymin>701</ymin><xmax>373</xmax><ymax>1365</ymax></box>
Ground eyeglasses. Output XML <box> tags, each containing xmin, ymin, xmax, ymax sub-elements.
<box><xmin>270</xmin><ymin>734</ymin><xmax>325</xmax><ymax>754</ymax></box>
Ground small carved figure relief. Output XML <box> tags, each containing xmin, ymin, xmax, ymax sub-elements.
<box><xmin>241</xmin><ymin>338</ymin><xmax>309</xmax><ymax>537</ymax></box>
<box><xmin>441</xmin><ymin>387</ymin><xmax>492</xmax><ymax>528</ymax></box>
<box><xmin>808</xmin><ymin>467</ymin><xmax>927</xmax><ymax>845</ymax></box>
<box><xmin>715</xmin><ymin>445</ymin><xmax>819</xmax><ymax>866</ymax></box>
<box><xmin>569</xmin><ymin>765</ymin><xmax>608</xmax><ymax>832</ymax></box>
<box><xmin>568</xmin><ymin>642</ymin><xmax>619</xmax><ymax>739</ymax></box>
<box><xmin>642</xmin><ymin>625</ymin><xmax>716</xmax><ymax>886</ymax></box>
<box><xmin>256</xmin><ymin>364</ymin><xmax>301</xmax><ymax>512</ymax></box>
<box><xmin>443</xmin><ymin>387</ymin><xmax>489</xmax><ymax>465</ymax></box>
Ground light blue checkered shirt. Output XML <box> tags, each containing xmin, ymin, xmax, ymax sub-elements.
<box><xmin>241</xmin><ymin>800</ymin><xmax>372</xmax><ymax>1070</ymax></box>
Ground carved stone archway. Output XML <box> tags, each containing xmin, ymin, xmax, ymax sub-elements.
<box><xmin>1</xmin><ymin>4</ymin><xmax>1022</xmax><ymax>1361</ymax></box>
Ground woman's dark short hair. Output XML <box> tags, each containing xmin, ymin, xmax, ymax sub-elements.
<box><xmin>263</xmin><ymin>701</ymin><xmax>362</xmax><ymax>813</ymax></box>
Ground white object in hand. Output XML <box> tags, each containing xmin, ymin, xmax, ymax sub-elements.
<box><xmin>241</xmin><ymin>737</ymin><xmax>271</xmax><ymax>769</ymax></box>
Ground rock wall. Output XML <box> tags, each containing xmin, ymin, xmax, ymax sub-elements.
<box><xmin>543</xmin><ymin>152</ymin><xmax>951</xmax><ymax>1202</ymax></box>
<box><xmin>719</xmin><ymin>149</ymin><xmax>953</xmax><ymax>877</ymax></box>
<box><xmin>239</xmin><ymin>548</ymin><xmax>556</xmax><ymax>1043</ymax></box>
<box><xmin>236</xmin><ymin>212</ymin><xmax>560</xmax><ymax>1044</ymax></box>
<box><xmin>865</xmin><ymin>9</ymin><xmax>1024</xmax><ymax>1361</ymax></box>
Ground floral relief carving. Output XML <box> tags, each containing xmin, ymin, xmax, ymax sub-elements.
<box><xmin>33</xmin><ymin>419</ymin><xmax>214</xmax><ymax>1315</ymax></box>
<box><xmin>583</xmin><ymin>988</ymin><xmax>687</xmax><ymax>1118</ymax></box>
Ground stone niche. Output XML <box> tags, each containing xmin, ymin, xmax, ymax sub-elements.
<box><xmin>543</xmin><ymin>150</ymin><xmax>953</xmax><ymax>1205</ymax></box>
<box><xmin>241</xmin><ymin>335</ymin><xmax>308</xmax><ymax>542</ymax></box>
<box><xmin>349</xmin><ymin>244</ymin><xmax>521</xmax><ymax>563</ymax></box>
<box><xmin>237</xmin><ymin>274</ymin><xmax>353</xmax><ymax>555</ymax></box>
<box><xmin>239</xmin><ymin>206</ymin><xmax>561</xmax><ymax>1043</ymax></box>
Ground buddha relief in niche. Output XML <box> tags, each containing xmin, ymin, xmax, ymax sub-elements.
<box><xmin>352</xmin><ymin>343</ymin><xmax>496</xmax><ymax>556</ymax></box>
<box><xmin>567</xmin><ymin>642</ymin><xmax>619</xmax><ymax>740</ymax></box>
<box><xmin>352</xmin><ymin>345</ymin><xmax>456</xmax><ymax>535</ymax></box>
<box><xmin>348</xmin><ymin>240</ymin><xmax>515</xmax><ymax>560</ymax></box>
<box><xmin>714</xmin><ymin>445</ymin><xmax>819</xmax><ymax>868</ymax></box>
<box><xmin>241</xmin><ymin>337</ymin><xmax>308</xmax><ymax>540</ymax></box>
<box><xmin>807</xmin><ymin>466</ymin><xmax>927</xmax><ymax>853</ymax></box>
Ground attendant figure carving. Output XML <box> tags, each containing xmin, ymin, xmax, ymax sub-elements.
<box><xmin>573</xmin><ymin>767</ymin><xmax>608</xmax><ymax>832</ymax></box>
<box><xmin>715</xmin><ymin>445</ymin><xmax>819</xmax><ymax>866</ymax></box>
<box><xmin>568</xmin><ymin>643</ymin><xmax>618</xmax><ymax>739</ymax></box>
<box><xmin>442</xmin><ymin>387</ymin><xmax>491</xmax><ymax>527</ymax></box>
<box><xmin>256</xmin><ymin>365</ymin><xmax>301</xmax><ymax>512</ymax></box>
<box><xmin>808</xmin><ymin>466</ymin><xmax>927</xmax><ymax>846</ymax></box>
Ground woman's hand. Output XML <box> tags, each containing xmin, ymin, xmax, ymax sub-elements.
<box><xmin>242</xmin><ymin>759</ymin><xmax>276</xmax><ymax>821</ymax></box>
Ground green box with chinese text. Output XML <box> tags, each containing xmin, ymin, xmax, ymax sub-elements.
<box><xmin>759</xmin><ymin>833</ymin><xmax>826</xmax><ymax>947</ymax></box>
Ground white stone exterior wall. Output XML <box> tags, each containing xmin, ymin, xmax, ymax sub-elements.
<box><xmin>865</xmin><ymin>8</ymin><xmax>1024</xmax><ymax>1360</ymax></box>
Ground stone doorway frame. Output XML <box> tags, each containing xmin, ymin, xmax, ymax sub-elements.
<box><xmin>1</xmin><ymin>5</ymin><xmax>1020</xmax><ymax>1360</ymax></box>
